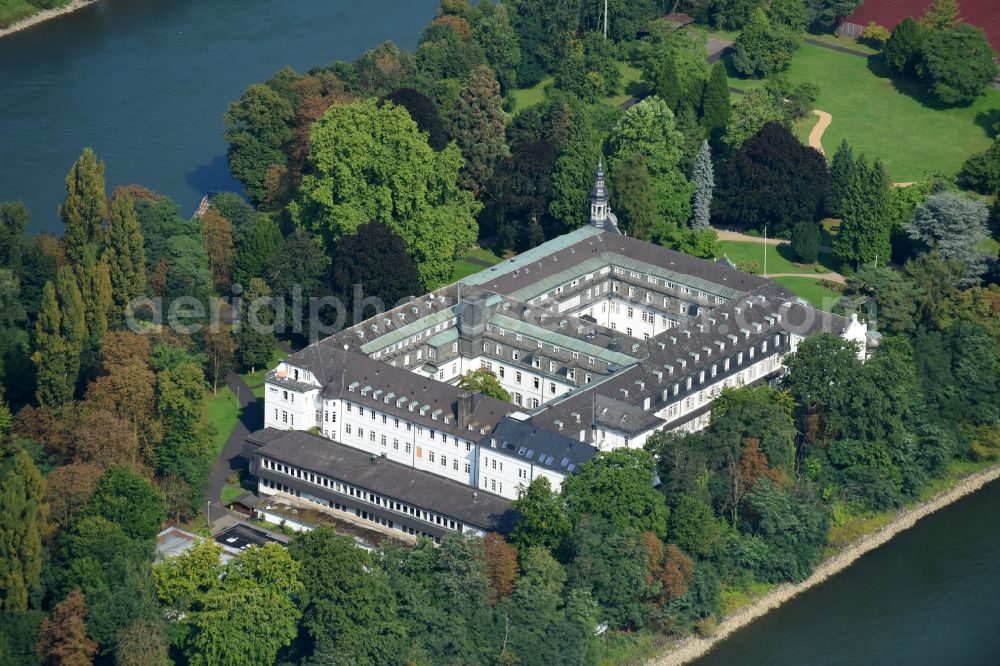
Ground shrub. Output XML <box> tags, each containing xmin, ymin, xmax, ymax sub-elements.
<box><xmin>695</xmin><ymin>615</ymin><xmax>719</xmax><ymax>637</ymax></box>
<box><xmin>862</xmin><ymin>22</ymin><xmax>891</xmax><ymax>49</ymax></box>
<box><xmin>791</xmin><ymin>221</ymin><xmax>821</xmax><ymax>263</ymax></box>
<box><xmin>735</xmin><ymin>259</ymin><xmax>760</xmax><ymax>273</ymax></box>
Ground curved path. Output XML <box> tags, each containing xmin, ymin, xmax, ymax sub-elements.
<box><xmin>766</xmin><ymin>271</ymin><xmax>845</xmax><ymax>284</ymax></box>
<box><xmin>808</xmin><ymin>110</ymin><xmax>832</xmax><ymax>155</ymax></box>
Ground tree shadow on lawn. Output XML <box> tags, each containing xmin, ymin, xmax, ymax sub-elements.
<box><xmin>775</xmin><ymin>242</ymin><xmax>843</xmax><ymax>273</ymax></box>
<box><xmin>866</xmin><ymin>55</ymin><xmax>973</xmax><ymax>111</ymax></box>
<box><xmin>975</xmin><ymin>109</ymin><xmax>1000</xmax><ymax>138</ymax></box>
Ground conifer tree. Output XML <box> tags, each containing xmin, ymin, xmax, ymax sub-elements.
<box><xmin>829</xmin><ymin>139</ymin><xmax>854</xmax><ymax>218</ymax></box>
<box><xmin>922</xmin><ymin>0</ymin><xmax>961</xmax><ymax>30</ymax></box>
<box><xmin>655</xmin><ymin>55</ymin><xmax>681</xmax><ymax>111</ymax></box>
<box><xmin>37</xmin><ymin>589</ymin><xmax>97</xmax><ymax>665</ymax></box>
<box><xmin>105</xmin><ymin>192</ymin><xmax>147</xmax><ymax>323</ymax></box>
<box><xmin>73</xmin><ymin>246</ymin><xmax>112</xmax><ymax>345</ymax></box>
<box><xmin>690</xmin><ymin>141</ymin><xmax>714</xmax><ymax>231</ymax></box>
<box><xmin>236</xmin><ymin>278</ymin><xmax>276</xmax><ymax>372</ymax></box>
<box><xmin>61</xmin><ymin>148</ymin><xmax>107</xmax><ymax>266</ymax></box>
<box><xmin>833</xmin><ymin>155</ymin><xmax>892</xmax><ymax>268</ymax></box>
<box><xmin>32</xmin><ymin>280</ymin><xmax>75</xmax><ymax>410</ymax></box>
<box><xmin>233</xmin><ymin>216</ymin><xmax>283</xmax><ymax>287</ymax></box>
<box><xmin>0</xmin><ymin>449</ymin><xmax>47</xmax><ymax>611</ymax></box>
<box><xmin>702</xmin><ymin>61</ymin><xmax>731</xmax><ymax>145</ymax></box>
<box><xmin>611</xmin><ymin>154</ymin><xmax>658</xmax><ymax>241</ymax></box>
<box><xmin>450</xmin><ymin>65</ymin><xmax>508</xmax><ymax>196</ymax></box>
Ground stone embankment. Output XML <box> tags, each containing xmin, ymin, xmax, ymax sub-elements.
<box><xmin>0</xmin><ymin>0</ymin><xmax>97</xmax><ymax>39</ymax></box>
<box><xmin>648</xmin><ymin>464</ymin><xmax>1000</xmax><ymax>666</ymax></box>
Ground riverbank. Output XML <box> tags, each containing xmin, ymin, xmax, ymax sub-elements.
<box><xmin>0</xmin><ymin>0</ymin><xmax>95</xmax><ymax>38</ymax></box>
<box><xmin>648</xmin><ymin>462</ymin><xmax>1000</xmax><ymax>666</ymax></box>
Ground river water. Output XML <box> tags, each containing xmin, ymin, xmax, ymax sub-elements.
<box><xmin>696</xmin><ymin>479</ymin><xmax>1000</xmax><ymax>665</ymax></box>
<box><xmin>3</xmin><ymin>3</ymin><xmax>1000</xmax><ymax>663</ymax></box>
<box><xmin>0</xmin><ymin>0</ymin><xmax>438</xmax><ymax>232</ymax></box>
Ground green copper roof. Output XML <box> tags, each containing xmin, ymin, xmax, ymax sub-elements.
<box><xmin>460</xmin><ymin>226</ymin><xmax>604</xmax><ymax>286</ymax></box>
<box><xmin>426</xmin><ymin>328</ymin><xmax>458</xmax><ymax>348</ymax></box>
<box><xmin>360</xmin><ymin>306</ymin><xmax>458</xmax><ymax>354</ymax></box>
<box><xmin>489</xmin><ymin>313</ymin><xmax>637</xmax><ymax>367</ymax></box>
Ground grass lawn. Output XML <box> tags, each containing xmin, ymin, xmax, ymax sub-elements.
<box><xmin>0</xmin><ymin>0</ymin><xmax>70</xmax><ymax>28</ymax></box>
<box><xmin>241</xmin><ymin>348</ymin><xmax>289</xmax><ymax>398</ymax></box>
<box><xmin>772</xmin><ymin>276</ymin><xmax>842</xmax><ymax>310</ymax></box>
<box><xmin>718</xmin><ymin>239</ymin><xmax>839</xmax><ymax>274</ymax></box>
<box><xmin>508</xmin><ymin>60</ymin><xmax>647</xmax><ymax>111</ymax></box>
<box><xmin>448</xmin><ymin>245</ymin><xmax>504</xmax><ymax>283</ymax></box>
<box><xmin>509</xmin><ymin>76</ymin><xmax>553</xmax><ymax>110</ymax></box>
<box><xmin>205</xmin><ymin>385</ymin><xmax>240</xmax><ymax>459</ymax></box>
<box><xmin>728</xmin><ymin>42</ymin><xmax>999</xmax><ymax>181</ymax></box>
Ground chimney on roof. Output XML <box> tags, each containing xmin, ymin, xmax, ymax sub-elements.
<box><xmin>456</xmin><ymin>392</ymin><xmax>480</xmax><ymax>426</ymax></box>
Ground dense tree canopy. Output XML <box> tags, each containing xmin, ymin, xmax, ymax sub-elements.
<box><xmin>291</xmin><ymin>99</ymin><xmax>479</xmax><ymax>286</ymax></box>
<box><xmin>715</xmin><ymin>122</ymin><xmax>830</xmax><ymax>234</ymax></box>
<box><xmin>918</xmin><ymin>24</ymin><xmax>998</xmax><ymax>106</ymax></box>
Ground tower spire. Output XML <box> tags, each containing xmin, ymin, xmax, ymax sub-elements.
<box><xmin>588</xmin><ymin>159</ymin><xmax>619</xmax><ymax>233</ymax></box>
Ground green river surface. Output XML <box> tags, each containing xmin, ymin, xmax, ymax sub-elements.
<box><xmin>2</xmin><ymin>3</ymin><xmax>999</xmax><ymax>664</ymax></box>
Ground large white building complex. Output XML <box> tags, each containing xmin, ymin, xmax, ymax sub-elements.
<box><xmin>243</xmin><ymin>165</ymin><xmax>868</xmax><ymax>542</ymax></box>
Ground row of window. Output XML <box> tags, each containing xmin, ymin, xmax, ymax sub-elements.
<box><xmin>259</xmin><ymin>458</ymin><xmax>465</xmax><ymax>531</ymax></box>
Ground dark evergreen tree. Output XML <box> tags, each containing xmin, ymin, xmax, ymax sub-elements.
<box><xmin>834</xmin><ymin>155</ymin><xmax>892</xmax><ymax>268</ymax></box>
<box><xmin>702</xmin><ymin>61</ymin><xmax>731</xmax><ymax>146</ymax></box>
<box><xmin>611</xmin><ymin>153</ymin><xmax>657</xmax><ymax>241</ymax></box>
<box><xmin>331</xmin><ymin>221</ymin><xmax>424</xmax><ymax>320</ymax></box>
<box><xmin>450</xmin><ymin>65</ymin><xmax>508</xmax><ymax>196</ymax></box>
<box><xmin>236</xmin><ymin>278</ymin><xmax>277</xmax><ymax>371</ymax></box>
<box><xmin>883</xmin><ymin>17</ymin><xmax>927</xmax><ymax>77</ymax></box>
<box><xmin>918</xmin><ymin>24</ymin><xmax>998</xmax><ymax>106</ymax></box>
<box><xmin>829</xmin><ymin>139</ymin><xmax>855</xmax><ymax>218</ymax></box>
<box><xmin>791</xmin><ymin>221</ymin><xmax>821</xmax><ymax>263</ymax></box>
<box><xmin>482</xmin><ymin>140</ymin><xmax>557</xmax><ymax>252</ymax></box>
<box><xmin>381</xmin><ymin>88</ymin><xmax>450</xmax><ymax>151</ymax></box>
<box><xmin>233</xmin><ymin>216</ymin><xmax>283</xmax><ymax>286</ymax></box>
<box><xmin>714</xmin><ymin>122</ymin><xmax>831</xmax><ymax>234</ymax></box>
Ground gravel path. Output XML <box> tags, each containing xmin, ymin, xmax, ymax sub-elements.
<box><xmin>808</xmin><ymin>110</ymin><xmax>832</xmax><ymax>155</ymax></box>
<box><xmin>646</xmin><ymin>464</ymin><xmax>1000</xmax><ymax>666</ymax></box>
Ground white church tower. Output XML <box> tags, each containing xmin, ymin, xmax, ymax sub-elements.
<box><xmin>589</xmin><ymin>160</ymin><xmax>620</xmax><ymax>234</ymax></box>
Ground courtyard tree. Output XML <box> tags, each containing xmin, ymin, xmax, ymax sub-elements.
<box><xmin>457</xmin><ymin>368</ymin><xmax>510</xmax><ymax>402</ymax></box>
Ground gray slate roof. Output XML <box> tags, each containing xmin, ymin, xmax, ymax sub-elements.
<box><xmin>247</xmin><ymin>428</ymin><xmax>515</xmax><ymax>531</ymax></box>
<box><xmin>481</xmin><ymin>416</ymin><xmax>598</xmax><ymax>474</ymax></box>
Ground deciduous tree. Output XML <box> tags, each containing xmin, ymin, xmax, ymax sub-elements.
<box><xmin>201</xmin><ymin>209</ymin><xmax>235</xmax><ymax>293</ymax></box>
<box><xmin>715</xmin><ymin>122</ymin><xmax>830</xmax><ymax>234</ymax></box>
<box><xmin>562</xmin><ymin>448</ymin><xmax>668</xmax><ymax>537</ymax></box>
<box><xmin>287</xmin><ymin>528</ymin><xmax>403</xmax><ymax>664</ymax></box>
<box><xmin>609</xmin><ymin>96</ymin><xmax>693</xmax><ymax>225</ymax></box>
<box><xmin>36</xmin><ymin>589</ymin><xmax>96</xmax><ymax>666</ymax></box>
<box><xmin>731</xmin><ymin>8</ymin><xmax>798</xmax><ymax>78</ymax></box>
<box><xmin>481</xmin><ymin>533</ymin><xmax>518</xmax><ymax>601</ymax></box>
<box><xmin>381</xmin><ymin>88</ymin><xmax>450</xmax><ymax>150</ymax></box>
<box><xmin>457</xmin><ymin>368</ymin><xmax>510</xmax><ymax>402</ymax></box>
<box><xmin>224</xmin><ymin>84</ymin><xmax>294</xmax><ymax>205</ymax></box>
<box><xmin>723</xmin><ymin>87</ymin><xmax>789</xmax><ymax>150</ymax></box>
<box><xmin>292</xmin><ymin>99</ymin><xmax>479</xmax><ymax>286</ymax></box>
<box><xmin>509</xmin><ymin>476</ymin><xmax>571</xmax><ymax>553</ymax></box>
